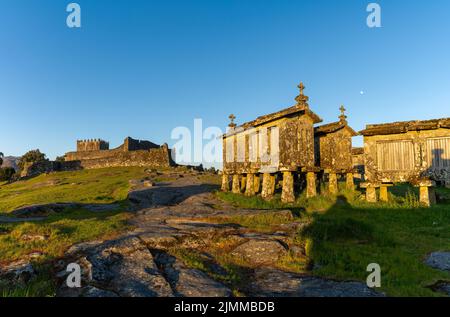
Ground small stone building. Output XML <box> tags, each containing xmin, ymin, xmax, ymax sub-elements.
<box><xmin>359</xmin><ymin>117</ymin><xmax>450</xmax><ymax>206</ymax></box>
<box><xmin>314</xmin><ymin>106</ymin><xmax>358</xmax><ymax>193</ymax></box>
<box><xmin>222</xmin><ymin>83</ymin><xmax>327</xmax><ymax>203</ymax></box>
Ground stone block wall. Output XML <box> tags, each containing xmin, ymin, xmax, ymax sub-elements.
<box><xmin>363</xmin><ymin>129</ymin><xmax>450</xmax><ymax>184</ymax></box>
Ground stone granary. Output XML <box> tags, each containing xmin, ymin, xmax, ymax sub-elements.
<box><xmin>221</xmin><ymin>83</ymin><xmax>357</xmax><ymax>203</ymax></box>
<box><xmin>314</xmin><ymin>106</ymin><xmax>358</xmax><ymax>193</ymax></box>
<box><xmin>359</xmin><ymin>117</ymin><xmax>450</xmax><ymax>206</ymax></box>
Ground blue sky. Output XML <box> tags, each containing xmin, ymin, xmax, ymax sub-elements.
<box><xmin>0</xmin><ymin>0</ymin><xmax>449</xmax><ymax>166</ymax></box>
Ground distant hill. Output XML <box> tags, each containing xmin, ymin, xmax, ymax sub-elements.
<box><xmin>1</xmin><ymin>156</ymin><xmax>19</xmax><ymax>171</ymax></box>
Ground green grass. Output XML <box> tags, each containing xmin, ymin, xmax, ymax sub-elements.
<box><xmin>0</xmin><ymin>167</ymin><xmax>155</xmax><ymax>213</ymax></box>
<box><xmin>210</xmin><ymin>210</ymin><xmax>295</xmax><ymax>232</ymax></box>
<box><xmin>0</xmin><ymin>208</ymin><xmax>132</xmax><ymax>296</ymax></box>
<box><xmin>216</xmin><ymin>184</ymin><xmax>450</xmax><ymax>296</ymax></box>
<box><xmin>0</xmin><ymin>208</ymin><xmax>131</xmax><ymax>263</ymax></box>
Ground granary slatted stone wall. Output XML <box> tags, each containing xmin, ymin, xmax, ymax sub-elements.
<box><xmin>425</xmin><ymin>137</ymin><xmax>450</xmax><ymax>170</ymax></box>
<box><xmin>375</xmin><ymin>140</ymin><xmax>415</xmax><ymax>172</ymax></box>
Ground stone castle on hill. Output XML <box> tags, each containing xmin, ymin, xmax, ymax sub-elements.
<box><xmin>64</xmin><ymin>136</ymin><xmax>174</xmax><ymax>169</ymax></box>
<box><xmin>21</xmin><ymin>137</ymin><xmax>175</xmax><ymax>177</ymax></box>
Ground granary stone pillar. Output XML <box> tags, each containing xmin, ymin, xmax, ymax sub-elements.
<box><xmin>379</xmin><ymin>184</ymin><xmax>393</xmax><ymax>202</ymax></box>
<box><xmin>306</xmin><ymin>172</ymin><xmax>317</xmax><ymax>198</ymax></box>
<box><xmin>366</xmin><ymin>187</ymin><xmax>377</xmax><ymax>203</ymax></box>
<box><xmin>221</xmin><ymin>174</ymin><xmax>230</xmax><ymax>192</ymax></box>
<box><xmin>245</xmin><ymin>173</ymin><xmax>256</xmax><ymax>196</ymax></box>
<box><xmin>232</xmin><ymin>174</ymin><xmax>241</xmax><ymax>194</ymax></box>
<box><xmin>253</xmin><ymin>174</ymin><xmax>261</xmax><ymax>194</ymax></box>
<box><xmin>419</xmin><ymin>186</ymin><xmax>436</xmax><ymax>207</ymax></box>
<box><xmin>346</xmin><ymin>173</ymin><xmax>354</xmax><ymax>190</ymax></box>
<box><xmin>240</xmin><ymin>176</ymin><xmax>247</xmax><ymax>192</ymax></box>
<box><xmin>281</xmin><ymin>171</ymin><xmax>295</xmax><ymax>203</ymax></box>
<box><xmin>328</xmin><ymin>173</ymin><xmax>338</xmax><ymax>194</ymax></box>
<box><xmin>379</xmin><ymin>186</ymin><xmax>388</xmax><ymax>202</ymax></box>
<box><xmin>261</xmin><ymin>173</ymin><xmax>275</xmax><ymax>200</ymax></box>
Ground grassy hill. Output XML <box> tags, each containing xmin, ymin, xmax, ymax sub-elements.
<box><xmin>0</xmin><ymin>167</ymin><xmax>152</xmax><ymax>213</ymax></box>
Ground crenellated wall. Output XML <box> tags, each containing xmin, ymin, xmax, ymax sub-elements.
<box><xmin>77</xmin><ymin>139</ymin><xmax>109</xmax><ymax>152</ymax></box>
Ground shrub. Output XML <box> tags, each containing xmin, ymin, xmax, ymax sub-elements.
<box><xmin>17</xmin><ymin>149</ymin><xmax>47</xmax><ymax>171</ymax></box>
<box><xmin>0</xmin><ymin>167</ymin><xmax>15</xmax><ymax>182</ymax></box>
<box><xmin>55</xmin><ymin>156</ymin><xmax>65</xmax><ymax>162</ymax></box>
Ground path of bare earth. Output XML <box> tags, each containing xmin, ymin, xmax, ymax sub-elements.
<box><xmin>2</xmin><ymin>174</ymin><xmax>383</xmax><ymax>297</ymax></box>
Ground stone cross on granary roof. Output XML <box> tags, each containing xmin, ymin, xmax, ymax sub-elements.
<box><xmin>295</xmin><ymin>82</ymin><xmax>309</xmax><ymax>106</ymax></box>
<box><xmin>339</xmin><ymin>105</ymin><xmax>347</xmax><ymax>122</ymax></box>
<box><xmin>228</xmin><ymin>114</ymin><xmax>237</xmax><ymax>128</ymax></box>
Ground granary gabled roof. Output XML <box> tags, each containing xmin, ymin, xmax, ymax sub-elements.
<box><xmin>239</xmin><ymin>104</ymin><xmax>322</xmax><ymax>129</ymax></box>
<box><xmin>314</xmin><ymin>105</ymin><xmax>357</xmax><ymax>136</ymax></box>
<box><xmin>314</xmin><ymin>121</ymin><xmax>357</xmax><ymax>136</ymax></box>
<box><xmin>359</xmin><ymin>117</ymin><xmax>450</xmax><ymax>136</ymax></box>
<box><xmin>223</xmin><ymin>83</ymin><xmax>322</xmax><ymax>137</ymax></box>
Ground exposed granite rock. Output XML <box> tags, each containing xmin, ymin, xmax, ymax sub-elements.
<box><xmin>436</xmin><ymin>283</ymin><xmax>450</xmax><ymax>296</ymax></box>
<box><xmin>231</xmin><ymin>239</ymin><xmax>288</xmax><ymax>266</ymax></box>
<box><xmin>57</xmin><ymin>237</ymin><xmax>173</xmax><ymax>297</ymax></box>
<box><xmin>0</xmin><ymin>260</ymin><xmax>35</xmax><ymax>284</ymax></box>
<box><xmin>11</xmin><ymin>203</ymin><xmax>77</xmax><ymax>217</ymax></box>
<box><xmin>246</xmin><ymin>268</ymin><xmax>384</xmax><ymax>297</ymax></box>
<box><xmin>425</xmin><ymin>252</ymin><xmax>450</xmax><ymax>271</ymax></box>
<box><xmin>153</xmin><ymin>251</ymin><xmax>232</xmax><ymax>297</ymax></box>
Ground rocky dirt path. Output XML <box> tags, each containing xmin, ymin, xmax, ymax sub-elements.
<box><xmin>51</xmin><ymin>174</ymin><xmax>382</xmax><ymax>297</ymax></box>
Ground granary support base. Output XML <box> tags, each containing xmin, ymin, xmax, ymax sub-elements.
<box><xmin>240</xmin><ymin>176</ymin><xmax>247</xmax><ymax>192</ymax></box>
<box><xmin>328</xmin><ymin>173</ymin><xmax>338</xmax><ymax>194</ymax></box>
<box><xmin>281</xmin><ymin>171</ymin><xmax>295</xmax><ymax>203</ymax></box>
<box><xmin>379</xmin><ymin>184</ymin><xmax>393</xmax><ymax>202</ymax></box>
<box><xmin>232</xmin><ymin>174</ymin><xmax>241</xmax><ymax>194</ymax></box>
<box><xmin>346</xmin><ymin>173</ymin><xmax>354</xmax><ymax>190</ymax></box>
<box><xmin>245</xmin><ymin>173</ymin><xmax>256</xmax><ymax>196</ymax></box>
<box><xmin>419</xmin><ymin>185</ymin><xmax>436</xmax><ymax>207</ymax></box>
<box><xmin>306</xmin><ymin>172</ymin><xmax>317</xmax><ymax>198</ymax></box>
<box><xmin>221</xmin><ymin>174</ymin><xmax>230</xmax><ymax>192</ymax></box>
<box><xmin>261</xmin><ymin>173</ymin><xmax>275</xmax><ymax>200</ymax></box>
<box><xmin>364</xmin><ymin>184</ymin><xmax>378</xmax><ymax>203</ymax></box>
<box><xmin>254</xmin><ymin>174</ymin><xmax>261</xmax><ymax>194</ymax></box>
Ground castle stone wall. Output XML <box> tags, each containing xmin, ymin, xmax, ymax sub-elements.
<box><xmin>68</xmin><ymin>147</ymin><xmax>174</xmax><ymax>170</ymax></box>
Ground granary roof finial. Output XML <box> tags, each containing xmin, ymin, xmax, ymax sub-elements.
<box><xmin>339</xmin><ymin>105</ymin><xmax>347</xmax><ymax>122</ymax></box>
<box><xmin>298</xmin><ymin>82</ymin><xmax>305</xmax><ymax>95</ymax></box>
<box><xmin>295</xmin><ymin>82</ymin><xmax>309</xmax><ymax>106</ymax></box>
<box><xmin>228</xmin><ymin>114</ymin><xmax>237</xmax><ymax>129</ymax></box>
